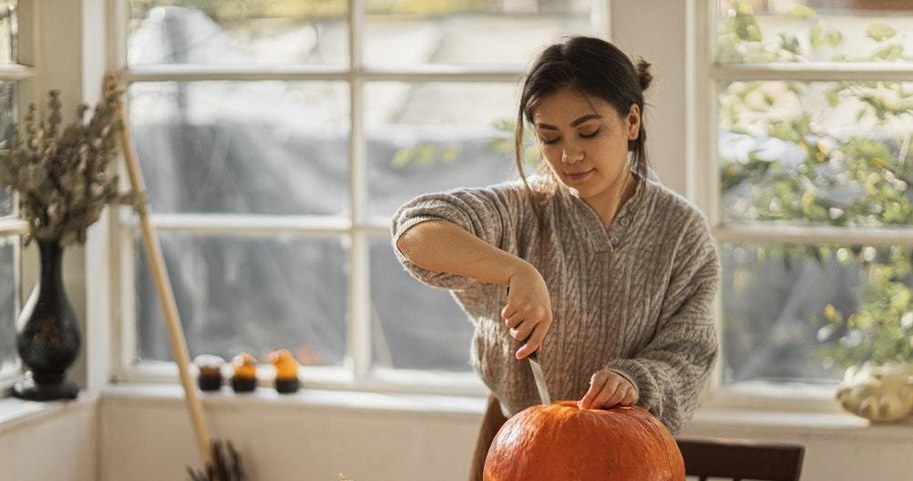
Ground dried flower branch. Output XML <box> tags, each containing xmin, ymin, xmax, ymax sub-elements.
<box><xmin>0</xmin><ymin>76</ymin><xmax>130</xmax><ymax>245</ymax></box>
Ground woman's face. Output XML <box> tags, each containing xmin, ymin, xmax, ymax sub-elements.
<box><xmin>532</xmin><ymin>88</ymin><xmax>640</xmax><ymax>205</ymax></box>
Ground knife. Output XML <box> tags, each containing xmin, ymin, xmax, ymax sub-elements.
<box><xmin>527</xmin><ymin>348</ymin><xmax>551</xmax><ymax>405</ymax></box>
<box><xmin>506</xmin><ymin>287</ymin><xmax>551</xmax><ymax>405</ymax></box>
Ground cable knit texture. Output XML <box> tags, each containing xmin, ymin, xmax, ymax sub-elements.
<box><xmin>391</xmin><ymin>178</ymin><xmax>720</xmax><ymax>433</ymax></box>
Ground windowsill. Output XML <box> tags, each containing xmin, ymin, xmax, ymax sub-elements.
<box><xmin>3</xmin><ymin>383</ymin><xmax>911</xmax><ymax>442</ymax></box>
<box><xmin>687</xmin><ymin>408</ymin><xmax>913</xmax><ymax>440</ymax></box>
<box><xmin>0</xmin><ymin>392</ymin><xmax>98</xmax><ymax>435</ymax></box>
<box><xmin>99</xmin><ymin>383</ymin><xmax>913</xmax><ymax>439</ymax></box>
<box><xmin>99</xmin><ymin>383</ymin><xmax>487</xmax><ymax>417</ymax></box>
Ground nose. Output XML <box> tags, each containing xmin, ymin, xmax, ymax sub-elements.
<box><xmin>561</xmin><ymin>147</ymin><xmax>583</xmax><ymax>163</ymax></box>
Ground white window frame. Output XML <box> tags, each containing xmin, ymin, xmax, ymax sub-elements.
<box><xmin>689</xmin><ymin>0</ymin><xmax>913</xmax><ymax>413</ymax></box>
<box><xmin>0</xmin><ymin>0</ymin><xmax>39</xmax><ymax>391</ymax></box>
<box><xmin>109</xmin><ymin>0</ymin><xmax>613</xmax><ymax>396</ymax></box>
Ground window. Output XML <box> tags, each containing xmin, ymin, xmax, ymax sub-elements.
<box><xmin>0</xmin><ymin>0</ymin><xmax>28</xmax><ymax>387</ymax></box>
<box><xmin>119</xmin><ymin>1</ymin><xmax>607</xmax><ymax>390</ymax></box>
<box><xmin>712</xmin><ymin>0</ymin><xmax>913</xmax><ymax>393</ymax></box>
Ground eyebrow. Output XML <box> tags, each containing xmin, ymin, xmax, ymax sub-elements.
<box><xmin>535</xmin><ymin>114</ymin><xmax>603</xmax><ymax>130</ymax></box>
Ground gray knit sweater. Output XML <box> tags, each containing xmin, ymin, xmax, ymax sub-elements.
<box><xmin>391</xmin><ymin>178</ymin><xmax>720</xmax><ymax>433</ymax></box>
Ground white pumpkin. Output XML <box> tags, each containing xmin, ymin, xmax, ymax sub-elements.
<box><xmin>835</xmin><ymin>361</ymin><xmax>913</xmax><ymax>423</ymax></box>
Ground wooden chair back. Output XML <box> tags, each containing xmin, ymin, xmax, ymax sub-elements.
<box><xmin>676</xmin><ymin>436</ymin><xmax>805</xmax><ymax>481</ymax></box>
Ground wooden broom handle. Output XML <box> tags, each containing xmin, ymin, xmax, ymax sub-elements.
<box><xmin>111</xmin><ymin>74</ymin><xmax>213</xmax><ymax>466</ymax></box>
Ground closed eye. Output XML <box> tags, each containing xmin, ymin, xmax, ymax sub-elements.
<box><xmin>580</xmin><ymin>129</ymin><xmax>600</xmax><ymax>139</ymax></box>
<box><xmin>540</xmin><ymin>137</ymin><xmax>559</xmax><ymax>145</ymax></box>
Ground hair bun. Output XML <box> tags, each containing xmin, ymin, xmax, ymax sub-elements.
<box><xmin>635</xmin><ymin>58</ymin><xmax>653</xmax><ymax>92</ymax></box>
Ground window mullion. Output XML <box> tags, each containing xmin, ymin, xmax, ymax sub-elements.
<box><xmin>126</xmin><ymin>213</ymin><xmax>352</xmax><ymax>235</ymax></box>
<box><xmin>716</xmin><ymin>224</ymin><xmax>913</xmax><ymax>246</ymax></box>
<box><xmin>125</xmin><ymin>66</ymin><xmax>525</xmax><ymax>83</ymax></box>
<box><xmin>713</xmin><ymin>62</ymin><xmax>913</xmax><ymax>82</ymax></box>
<box><xmin>107</xmin><ymin>0</ymin><xmax>127</xmax><ymax>73</ymax></box>
<box><xmin>688</xmin><ymin>0</ymin><xmax>719</xmax><ymax>224</ymax></box>
<box><xmin>347</xmin><ymin>0</ymin><xmax>372</xmax><ymax>383</ymax></box>
<box><xmin>0</xmin><ymin>218</ymin><xmax>27</xmax><ymax>234</ymax></box>
<box><xmin>107</xmin><ymin>0</ymin><xmax>132</xmax><ymax>383</ymax></box>
<box><xmin>0</xmin><ymin>64</ymin><xmax>34</xmax><ymax>80</ymax></box>
<box><xmin>687</xmin><ymin>0</ymin><xmax>724</xmax><ymax>398</ymax></box>
<box><xmin>125</xmin><ymin>65</ymin><xmax>349</xmax><ymax>82</ymax></box>
<box><xmin>113</xmin><ymin>215</ymin><xmax>136</xmax><ymax>381</ymax></box>
<box><xmin>16</xmin><ymin>0</ymin><xmax>41</xmax><ymax>100</ymax></box>
<box><xmin>13</xmin><ymin>0</ymin><xmax>41</xmax><ymax>383</ymax></box>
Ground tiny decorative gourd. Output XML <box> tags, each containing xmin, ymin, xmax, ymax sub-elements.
<box><xmin>193</xmin><ymin>354</ymin><xmax>225</xmax><ymax>391</ymax></box>
<box><xmin>484</xmin><ymin>401</ymin><xmax>684</xmax><ymax>481</ymax></box>
<box><xmin>835</xmin><ymin>361</ymin><xmax>913</xmax><ymax>423</ymax></box>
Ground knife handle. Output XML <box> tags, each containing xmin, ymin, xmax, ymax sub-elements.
<box><xmin>506</xmin><ymin>286</ymin><xmax>542</xmax><ymax>359</ymax></box>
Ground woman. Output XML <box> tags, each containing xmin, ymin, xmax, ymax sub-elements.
<box><xmin>391</xmin><ymin>36</ymin><xmax>720</xmax><ymax>481</ymax></box>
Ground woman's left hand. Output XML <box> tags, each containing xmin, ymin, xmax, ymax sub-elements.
<box><xmin>578</xmin><ymin>369</ymin><xmax>638</xmax><ymax>410</ymax></box>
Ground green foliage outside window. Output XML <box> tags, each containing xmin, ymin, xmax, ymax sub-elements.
<box><xmin>719</xmin><ymin>0</ymin><xmax>913</xmax><ymax>369</ymax></box>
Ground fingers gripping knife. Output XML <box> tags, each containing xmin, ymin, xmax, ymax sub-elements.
<box><xmin>508</xmin><ymin>287</ymin><xmax>551</xmax><ymax>405</ymax></box>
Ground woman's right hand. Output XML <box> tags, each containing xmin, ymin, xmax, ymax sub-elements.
<box><xmin>502</xmin><ymin>265</ymin><xmax>552</xmax><ymax>360</ymax></box>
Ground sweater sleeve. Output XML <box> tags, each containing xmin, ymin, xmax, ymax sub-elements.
<box><xmin>604</xmin><ymin>215</ymin><xmax>721</xmax><ymax>434</ymax></box>
<box><xmin>390</xmin><ymin>182</ymin><xmax>528</xmax><ymax>290</ymax></box>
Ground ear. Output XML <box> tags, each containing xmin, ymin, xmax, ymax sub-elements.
<box><xmin>626</xmin><ymin>104</ymin><xmax>641</xmax><ymax>141</ymax></box>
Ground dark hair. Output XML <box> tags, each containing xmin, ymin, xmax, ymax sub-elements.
<box><xmin>515</xmin><ymin>36</ymin><xmax>653</xmax><ymax>202</ymax></box>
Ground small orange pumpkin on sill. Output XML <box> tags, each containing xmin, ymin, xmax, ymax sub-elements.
<box><xmin>484</xmin><ymin>401</ymin><xmax>684</xmax><ymax>481</ymax></box>
<box><xmin>269</xmin><ymin>348</ymin><xmax>300</xmax><ymax>394</ymax></box>
<box><xmin>230</xmin><ymin>352</ymin><xmax>258</xmax><ymax>393</ymax></box>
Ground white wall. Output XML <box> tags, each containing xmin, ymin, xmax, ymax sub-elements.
<box><xmin>2</xmin><ymin>390</ymin><xmax>912</xmax><ymax>481</ymax></box>
<box><xmin>98</xmin><ymin>389</ymin><xmax>482</xmax><ymax>481</ymax></box>
<box><xmin>93</xmin><ymin>387</ymin><xmax>913</xmax><ymax>481</ymax></box>
<box><xmin>0</xmin><ymin>399</ymin><xmax>96</xmax><ymax>481</ymax></box>
<box><xmin>680</xmin><ymin>412</ymin><xmax>913</xmax><ymax>481</ymax></box>
<box><xmin>611</xmin><ymin>0</ymin><xmax>689</xmax><ymax>195</ymax></box>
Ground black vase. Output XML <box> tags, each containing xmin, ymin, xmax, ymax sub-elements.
<box><xmin>12</xmin><ymin>240</ymin><xmax>81</xmax><ymax>401</ymax></box>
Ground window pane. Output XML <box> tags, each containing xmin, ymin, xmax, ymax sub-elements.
<box><xmin>0</xmin><ymin>236</ymin><xmax>17</xmax><ymax>375</ymax></box>
<box><xmin>136</xmin><ymin>233</ymin><xmax>347</xmax><ymax>366</ymax></box>
<box><xmin>0</xmin><ymin>180</ymin><xmax>9</xmax><ymax>217</ymax></box>
<box><xmin>717</xmin><ymin>0</ymin><xmax>913</xmax><ymax>63</ymax></box>
<box><xmin>722</xmin><ymin>242</ymin><xmax>913</xmax><ymax>385</ymax></box>
<box><xmin>128</xmin><ymin>1</ymin><xmax>347</xmax><ymax>66</ymax></box>
<box><xmin>720</xmin><ymin>80</ymin><xmax>913</xmax><ymax>226</ymax></box>
<box><xmin>0</xmin><ymin>0</ymin><xmax>16</xmax><ymax>64</ymax></box>
<box><xmin>365</xmin><ymin>82</ymin><xmax>518</xmax><ymax>218</ymax></box>
<box><xmin>0</xmin><ymin>81</ymin><xmax>14</xmax><ymax>217</ymax></box>
<box><xmin>365</xmin><ymin>0</ymin><xmax>597</xmax><ymax>67</ymax></box>
<box><xmin>129</xmin><ymin>81</ymin><xmax>349</xmax><ymax>215</ymax></box>
<box><xmin>370</xmin><ymin>238</ymin><xmax>473</xmax><ymax>372</ymax></box>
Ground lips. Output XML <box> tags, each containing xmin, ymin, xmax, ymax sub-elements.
<box><xmin>564</xmin><ymin>168</ymin><xmax>595</xmax><ymax>181</ymax></box>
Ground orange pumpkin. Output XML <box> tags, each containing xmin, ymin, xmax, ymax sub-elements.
<box><xmin>268</xmin><ymin>348</ymin><xmax>301</xmax><ymax>393</ymax></box>
<box><xmin>484</xmin><ymin>401</ymin><xmax>684</xmax><ymax>481</ymax></box>
<box><xmin>230</xmin><ymin>352</ymin><xmax>258</xmax><ymax>392</ymax></box>
<box><xmin>268</xmin><ymin>349</ymin><xmax>299</xmax><ymax>380</ymax></box>
<box><xmin>231</xmin><ymin>352</ymin><xmax>258</xmax><ymax>379</ymax></box>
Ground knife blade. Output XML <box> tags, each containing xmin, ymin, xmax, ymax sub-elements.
<box><xmin>527</xmin><ymin>350</ymin><xmax>551</xmax><ymax>405</ymax></box>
